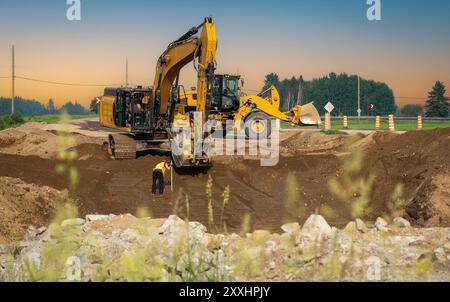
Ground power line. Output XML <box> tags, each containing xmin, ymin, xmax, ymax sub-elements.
<box><xmin>15</xmin><ymin>76</ymin><xmax>122</xmax><ymax>87</ymax></box>
<box><xmin>0</xmin><ymin>76</ymin><xmax>11</xmax><ymax>79</ymax></box>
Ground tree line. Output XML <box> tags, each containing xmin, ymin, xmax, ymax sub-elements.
<box><xmin>261</xmin><ymin>73</ymin><xmax>449</xmax><ymax>117</ymax></box>
<box><xmin>0</xmin><ymin>97</ymin><xmax>90</xmax><ymax>116</ymax></box>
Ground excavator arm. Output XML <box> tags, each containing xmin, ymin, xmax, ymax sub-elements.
<box><xmin>151</xmin><ymin>18</ymin><xmax>218</xmax><ymax>167</ymax></box>
<box><xmin>152</xmin><ymin>17</ymin><xmax>217</xmax><ymax>119</ymax></box>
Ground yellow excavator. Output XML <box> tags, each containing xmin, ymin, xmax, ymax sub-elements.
<box><xmin>99</xmin><ymin>17</ymin><xmax>241</xmax><ymax>167</ymax></box>
<box><xmin>98</xmin><ymin>17</ymin><xmax>321</xmax><ymax>167</ymax></box>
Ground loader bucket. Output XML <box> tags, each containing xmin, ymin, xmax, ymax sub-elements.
<box><xmin>297</xmin><ymin>102</ymin><xmax>322</xmax><ymax>126</ymax></box>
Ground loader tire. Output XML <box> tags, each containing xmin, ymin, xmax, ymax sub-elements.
<box><xmin>244</xmin><ymin>112</ymin><xmax>272</xmax><ymax>140</ymax></box>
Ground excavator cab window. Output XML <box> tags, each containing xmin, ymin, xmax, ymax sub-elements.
<box><xmin>210</xmin><ymin>75</ymin><xmax>240</xmax><ymax>112</ymax></box>
<box><xmin>114</xmin><ymin>90</ymin><xmax>127</xmax><ymax>127</ymax></box>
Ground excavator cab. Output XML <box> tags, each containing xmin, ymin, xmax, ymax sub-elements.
<box><xmin>209</xmin><ymin>75</ymin><xmax>241</xmax><ymax>112</ymax></box>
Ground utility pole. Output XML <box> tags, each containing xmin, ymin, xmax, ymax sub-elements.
<box><xmin>11</xmin><ymin>45</ymin><xmax>15</xmax><ymax>115</ymax></box>
<box><xmin>357</xmin><ymin>75</ymin><xmax>361</xmax><ymax>119</ymax></box>
<box><xmin>125</xmin><ymin>58</ymin><xmax>129</xmax><ymax>87</ymax></box>
<box><xmin>297</xmin><ymin>80</ymin><xmax>302</xmax><ymax>106</ymax></box>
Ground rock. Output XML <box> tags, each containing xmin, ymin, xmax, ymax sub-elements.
<box><xmin>444</xmin><ymin>243</ymin><xmax>450</xmax><ymax>252</ymax></box>
<box><xmin>433</xmin><ymin>248</ymin><xmax>446</xmax><ymax>262</ymax></box>
<box><xmin>365</xmin><ymin>256</ymin><xmax>382</xmax><ymax>281</ymax></box>
<box><xmin>24</xmin><ymin>226</ymin><xmax>47</xmax><ymax>241</ymax></box>
<box><xmin>343</xmin><ymin>221</ymin><xmax>357</xmax><ymax>233</ymax></box>
<box><xmin>158</xmin><ymin>215</ymin><xmax>186</xmax><ymax>235</ymax></box>
<box><xmin>281</xmin><ymin>222</ymin><xmax>300</xmax><ymax>234</ymax></box>
<box><xmin>251</xmin><ymin>230</ymin><xmax>271</xmax><ymax>244</ymax></box>
<box><xmin>0</xmin><ymin>244</ymin><xmax>9</xmax><ymax>255</ymax></box>
<box><xmin>356</xmin><ymin>219</ymin><xmax>368</xmax><ymax>233</ymax></box>
<box><xmin>65</xmin><ymin>256</ymin><xmax>82</xmax><ymax>281</ymax></box>
<box><xmin>120</xmin><ymin>229</ymin><xmax>138</xmax><ymax>242</ymax></box>
<box><xmin>86</xmin><ymin>215</ymin><xmax>110</xmax><ymax>222</ymax></box>
<box><xmin>301</xmin><ymin>215</ymin><xmax>332</xmax><ymax>237</ymax></box>
<box><xmin>61</xmin><ymin>218</ymin><xmax>85</xmax><ymax>227</ymax></box>
<box><xmin>375</xmin><ymin>217</ymin><xmax>389</xmax><ymax>231</ymax></box>
<box><xmin>393</xmin><ymin>217</ymin><xmax>411</xmax><ymax>228</ymax></box>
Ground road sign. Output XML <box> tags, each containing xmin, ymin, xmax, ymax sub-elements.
<box><xmin>324</xmin><ymin>102</ymin><xmax>335</xmax><ymax>113</ymax></box>
<box><xmin>357</xmin><ymin>108</ymin><xmax>362</xmax><ymax>114</ymax></box>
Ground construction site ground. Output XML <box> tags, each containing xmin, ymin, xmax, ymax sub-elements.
<box><xmin>0</xmin><ymin>119</ymin><xmax>449</xmax><ymax>243</ymax></box>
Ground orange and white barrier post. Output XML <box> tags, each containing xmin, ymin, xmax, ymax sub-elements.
<box><xmin>417</xmin><ymin>116</ymin><xmax>423</xmax><ymax>130</ymax></box>
<box><xmin>324</xmin><ymin>113</ymin><xmax>331</xmax><ymax>130</ymax></box>
<box><xmin>343</xmin><ymin>116</ymin><xmax>348</xmax><ymax>129</ymax></box>
<box><xmin>375</xmin><ymin>116</ymin><xmax>381</xmax><ymax>130</ymax></box>
<box><xmin>388</xmin><ymin>114</ymin><xmax>395</xmax><ymax>132</ymax></box>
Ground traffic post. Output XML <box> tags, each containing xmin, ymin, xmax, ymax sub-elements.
<box><xmin>388</xmin><ymin>115</ymin><xmax>395</xmax><ymax>132</ymax></box>
<box><xmin>375</xmin><ymin>115</ymin><xmax>381</xmax><ymax>130</ymax></box>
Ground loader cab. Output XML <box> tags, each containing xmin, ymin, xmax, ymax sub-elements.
<box><xmin>209</xmin><ymin>74</ymin><xmax>240</xmax><ymax>112</ymax></box>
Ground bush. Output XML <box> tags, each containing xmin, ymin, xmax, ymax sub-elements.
<box><xmin>10</xmin><ymin>113</ymin><xmax>25</xmax><ymax>124</ymax></box>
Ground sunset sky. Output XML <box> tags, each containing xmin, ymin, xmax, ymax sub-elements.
<box><xmin>0</xmin><ymin>0</ymin><xmax>449</xmax><ymax>107</ymax></box>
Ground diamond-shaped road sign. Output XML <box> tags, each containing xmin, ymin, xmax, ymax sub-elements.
<box><xmin>324</xmin><ymin>102</ymin><xmax>335</xmax><ymax>113</ymax></box>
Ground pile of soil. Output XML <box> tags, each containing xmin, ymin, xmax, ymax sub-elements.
<box><xmin>0</xmin><ymin>122</ymin><xmax>101</xmax><ymax>159</ymax></box>
<box><xmin>0</xmin><ymin>177</ymin><xmax>69</xmax><ymax>244</ymax></box>
<box><xmin>361</xmin><ymin>128</ymin><xmax>450</xmax><ymax>227</ymax></box>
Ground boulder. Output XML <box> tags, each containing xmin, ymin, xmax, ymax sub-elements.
<box><xmin>393</xmin><ymin>217</ymin><xmax>411</xmax><ymax>228</ymax></box>
<box><xmin>375</xmin><ymin>217</ymin><xmax>389</xmax><ymax>231</ymax></box>
<box><xmin>355</xmin><ymin>219</ymin><xmax>369</xmax><ymax>233</ymax></box>
<box><xmin>343</xmin><ymin>221</ymin><xmax>357</xmax><ymax>233</ymax></box>
<box><xmin>281</xmin><ymin>222</ymin><xmax>300</xmax><ymax>235</ymax></box>
<box><xmin>61</xmin><ymin>218</ymin><xmax>86</xmax><ymax>228</ymax></box>
<box><xmin>301</xmin><ymin>215</ymin><xmax>332</xmax><ymax>237</ymax></box>
<box><xmin>85</xmin><ymin>215</ymin><xmax>110</xmax><ymax>222</ymax></box>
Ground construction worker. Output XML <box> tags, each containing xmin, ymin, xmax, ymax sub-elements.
<box><xmin>152</xmin><ymin>160</ymin><xmax>172</xmax><ymax>195</ymax></box>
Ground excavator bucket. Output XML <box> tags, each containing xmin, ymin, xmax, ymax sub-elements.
<box><xmin>292</xmin><ymin>103</ymin><xmax>322</xmax><ymax>126</ymax></box>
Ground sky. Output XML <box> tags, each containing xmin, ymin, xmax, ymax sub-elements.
<box><xmin>0</xmin><ymin>0</ymin><xmax>449</xmax><ymax>107</ymax></box>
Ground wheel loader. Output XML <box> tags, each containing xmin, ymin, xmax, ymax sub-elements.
<box><xmin>180</xmin><ymin>84</ymin><xmax>322</xmax><ymax>139</ymax></box>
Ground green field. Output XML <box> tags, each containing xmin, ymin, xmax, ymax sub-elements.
<box><xmin>282</xmin><ymin>119</ymin><xmax>450</xmax><ymax>131</ymax></box>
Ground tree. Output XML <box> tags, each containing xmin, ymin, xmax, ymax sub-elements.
<box><xmin>89</xmin><ymin>98</ymin><xmax>99</xmax><ymax>114</ymax></box>
<box><xmin>47</xmin><ymin>99</ymin><xmax>56</xmax><ymax>114</ymax></box>
<box><xmin>261</xmin><ymin>72</ymin><xmax>396</xmax><ymax>115</ymax></box>
<box><xmin>60</xmin><ymin>101</ymin><xmax>88</xmax><ymax>115</ymax></box>
<box><xmin>425</xmin><ymin>81</ymin><xmax>449</xmax><ymax>117</ymax></box>
<box><xmin>400</xmin><ymin>104</ymin><xmax>423</xmax><ymax>117</ymax></box>
<box><xmin>262</xmin><ymin>73</ymin><xmax>280</xmax><ymax>92</ymax></box>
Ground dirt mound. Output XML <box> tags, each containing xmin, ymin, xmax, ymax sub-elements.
<box><xmin>71</xmin><ymin>143</ymin><xmax>110</xmax><ymax>161</ymax></box>
<box><xmin>280</xmin><ymin>131</ymin><xmax>350</xmax><ymax>155</ymax></box>
<box><xmin>0</xmin><ymin>177</ymin><xmax>69</xmax><ymax>244</ymax></box>
<box><xmin>361</xmin><ymin>128</ymin><xmax>450</xmax><ymax>225</ymax></box>
<box><xmin>0</xmin><ymin>122</ymin><xmax>101</xmax><ymax>159</ymax></box>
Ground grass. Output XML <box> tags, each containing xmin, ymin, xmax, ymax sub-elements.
<box><xmin>282</xmin><ymin>119</ymin><xmax>450</xmax><ymax>132</ymax></box>
<box><xmin>25</xmin><ymin>114</ymin><xmax>97</xmax><ymax>124</ymax></box>
<box><xmin>0</xmin><ymin>113</ymin><xmax>96</xmax><ymax>130</ymax></box>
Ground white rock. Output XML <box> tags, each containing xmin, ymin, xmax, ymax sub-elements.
<box><xmin>365</xmin><ymin>256</ymin><xmax>382</xmax><ymax>281</ymax></box>
<box><xmin>61</xmin><ymin>218</ymin><xmax>85</xmax><ymax>227</ymax></box>
<box><xmin>86</xmin><ymin>215</ymin><xmax>110</xmax><ymax>222</ymax></box>
<box><xmin>120</xmin><ymin>229</ymin><xmax>138</xmax><ymax>242</ymax></box>
<box><xmin>343</xmin><ymin>221</ymin><xmax>357</xmax><ymax>233</ymax></box>
<box><xmin>65</xmin><ymin>256</ymin><xmax>82</xmax><ymax>281</ymax></box>
<box><xmin>393</xmin><ymin>217</ymin><xmax>411</xmax><ymax>228</ymax></box>
<box><xmin>281</xmin><ymin>222</ymin><xmax>300</xmax><ymax>234</ymax></box>
<box><xmin>356</xmin><ymin>219</ymin><xmax>368</xmax><ymax>233</ymax></box>
<box><xmin>301</xmin><ymin>215</ymin><xmax>332</xmax><ymax>236</ymax></box>
<box><xmin>375</xmin><ymin>217</ymin><xmax>389</xmax><ymax>231</ymax></box>
<box><xmin>434</xmin><ymin>248</ymin><xmax>446</xmax><ymax>262</ymax></box>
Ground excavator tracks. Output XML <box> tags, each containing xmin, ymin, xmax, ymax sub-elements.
<box><xmin>108</xmin><ymin>134</ymin><xmax>137</xmax><ymax>160</ymax></box>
